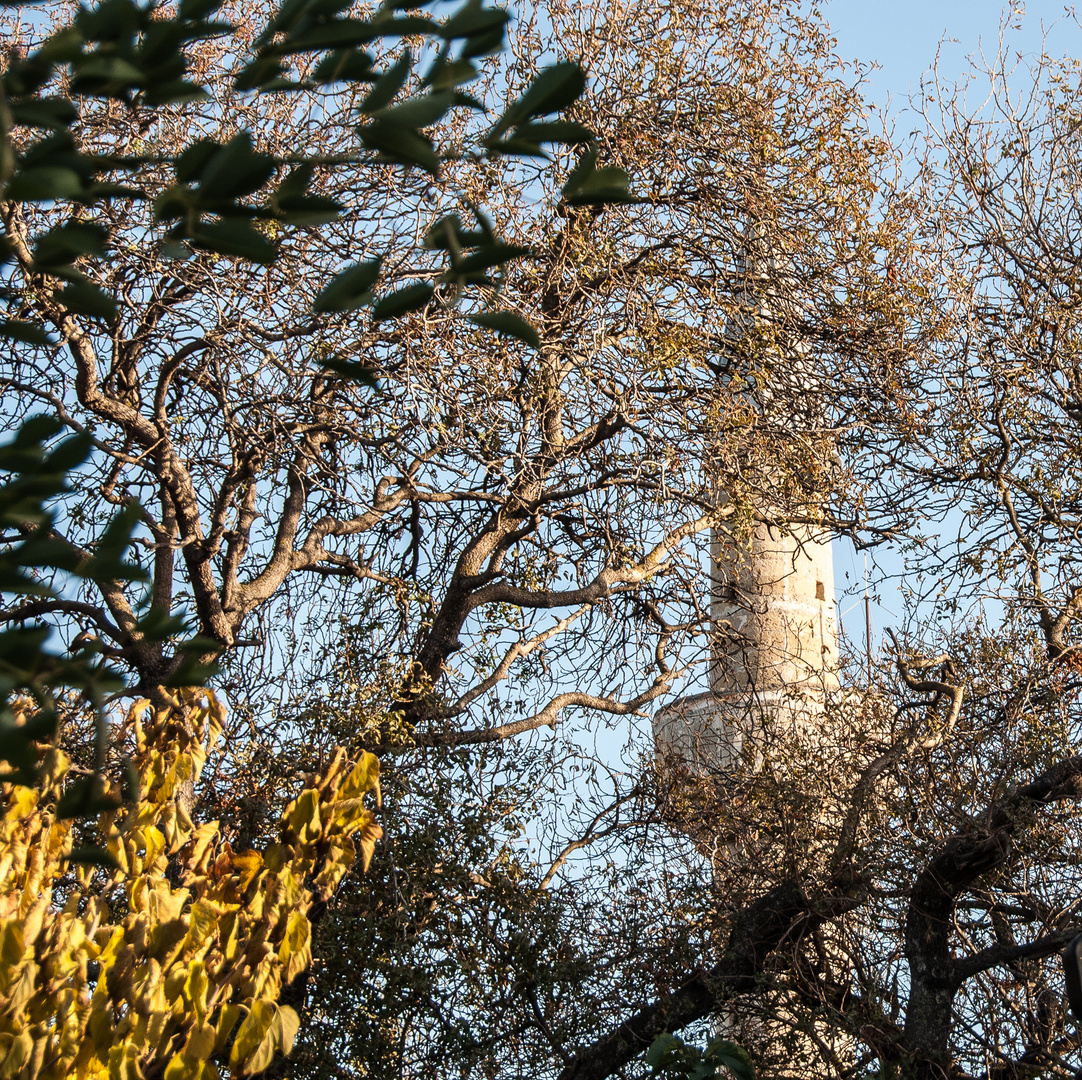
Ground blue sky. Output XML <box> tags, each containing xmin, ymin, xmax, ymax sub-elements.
<box><xmin>824</xmin><ymin>0</ymin><xmax>1081</xmax><ymax>108</ymax></box>
<box><xmin>813</xmin><ymin>3</ymin><xmax>1082</xmax><ymax>654</ymax></box>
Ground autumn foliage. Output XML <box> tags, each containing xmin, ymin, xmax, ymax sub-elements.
<box><xmin>0</xmin><ymin>689</ymin><xmax>380</xmax><ymax>1078</ymax></box>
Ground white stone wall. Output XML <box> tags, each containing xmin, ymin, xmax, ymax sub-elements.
<box><xmin>653</xmin><ymin>520</ymin><xmax>839</xmax><ymax>778</ymax></box>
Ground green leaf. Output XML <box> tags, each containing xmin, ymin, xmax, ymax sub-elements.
<box><xmin>281</xmin><ymin>19</ymin><xmax>379</xmax><ymax>52</ymax></box>
<box><xmin>447</xmin><ymin>242</ymin><xmax>532</xmax><ymax>275</ymax></box>
<box><xmin>312</xmin><ymin>47</ymin><xmax>375</xmax><ymax>84</ymax></box>
<box><xmin>320</xmin><ymin>356</ymin><xmax>379</xmax><ymax>387</ymax></box>
<box><xmin>469</xmin><ymin>311</ymin><xmax>540</xmax><ymax>348</ymax></box>
<box><xmin>274</xmin><ymin>162</ymin><xmax>314</xmax><ymax>199</ymax></box>
<box><xmin>86</xmin><ymin>502</ymin><xmax>148</xmax><ymax>584</ymax></box>
<box><xmin>563</xmin><ymin>164</ymin><xmax>630</xmax><ymax>204</ymax></box>
<box><xmin>371</xmin><ymin>282</ymin><xmax>433</xmax><ymax>320</ymax></box>
<box><xmin>162</xmin><ymin>635</ymin><xmax>222</xmax><ymax>686</ymax></box>
<box><xmin>357</xmin><ymin>49</ymin><xmax>411</xmax><ymax>115</ymax></box>
<box><xmin>33</xmin><ymin>222</ymin><xmax>109</xmax><ymax>266</ymax></box>
<box><xmin>36</xmin><ymin>27</ymin><xmax>85</xmax><ymax>65</ymax></box>
<box><xmin>57</xmin><ymin>776</ymin><xmax>122</xmax><ymax>819</ymax></box>
<box><xmin>459</xmin><ymin>23</ymin><xmax>505</xmax><ymax>59</ymax></box>
<box><xmin>9</xmin><ymin>98</ymin><xmax>78</xmax><ymax>131</ymax></box>
<box><xmin>0</xmin><ymin>728</ymin><xmax>44</xmax><ymax>783</ymax></box>
<box><xmin>376</xmin><ymin>90</ymin><xmax>463</xmax><ymax>129</ymax></box>
<box><xmin>365</xmin><ymin>13</ymin><xmax>432</xmax><ymax>37</ymax></box>
<box><xmin>359</xmin><ymin>119</ymin><xmax>439</xmax><ymax>174</ymax></box>
<box><xmin>0</xmin><ymin>320</ymin><xmax>55</xmax><ymax>346</ymax></box>
<box><xmin>646</xmin><ymin>1033</ymin><xmax>683</xmax><ymax>1069</ymax></box>
<box><xmin>187</xmin><ymin>221</ymin><xmax>277</xmax><ymax>264</ymax></box>
<box><xmin>74</xmin><ymin>0</ymin><xmax>140</xmax><ymax>43</ymax></box>
<box><xmin>175</xmin><ymin>137</ymin><xmax>220</xmax><ymax>183</ymax></box>
<box><xmin>423</xmin><ymin>56</ymin><xmax>478</xmax><ymax>91</ymax></box>
<box><xmin>3</xmin><ymin>414</ymin><xmax>61</xmax><ymax>455</ymax></box>
<box><xmin>178</xmin><ymin>0</ymin><xmax>226</xmax><ymax>19</ymax></box>
<box><xmin>439</xmin><ymin>0</ymin><xmax>509</xmax><ymax>42</ymax></box>
<box><xmin>275</xmin><ymin>195</ymin><xmax>343</xmax><ymax>225</ymax></box>
<box><xmin>142</xmin><ymin>80</ymin><xmax>213</xmax><ymax>106</ymax></box>
<box><xmin>68</xmin><ymin>844</ymin><xmax>120</xmax><ymax>868</ymax></box>
<box><xmin>71</xmin><ymin>55</ymin><xmax>143</xmax><ymax>85</ymax></box>
<box><xmin>272</xmin><ymin>166</ymin><xmax>344</xmax><ymax>222</ymax></box>
<box><xmin>5</xmin><ymin>166</ymin><xmax>83</xmax><ymax>201</ymax></box>
<box><xmin>492</xmin><ymin>62</ymin><xmax>585</xmax><ymax>137</ymax></box>
<box><xmin>53</xmin><ymin>280</ymin><xmax>117</xmax><ymax>320</ymax></box>
<box><xmin>19</xmin><ymin>129</ymin><xmax>80</xmax><ymax>169</ymax></box>
<box><xmin>154</xmin><ymin>185</ymin><xmax>192</xmax><ymax>222</ymax></box>
<box><xmin>313</xmin><ymin>259</ymin><xmax>382</xmax><ymax>312</ymax></box>
<box><xmin>486</xmin><ymin>119</ymin><xmax>595</xmax><ymax>155</ymax></box>
<box><xmin>196</xmin><ymin>133</ymin><xmax>275</xmax><ymax>200</ymax></box>
<box><xmin>253</xmin><ymin>0</ymin><xmax>311</xmax><ymax>43</ymax></box>
<box><xmin>561</xmin><ymin>147</ymin><xmax>632</xmax><ymax>206</ymax></box>
<box><xmin>42</xmin><ymin>431</ymin><xmax>93</xmax><ymax>474</ymax></box>
<box><xmin>705</xmin><ymin>1039</ymin><xmax>755</xmax><ymax>1080</ymax></box>
<box><xmin>232</xmin><ymin>55</ymin><xmax>290</xmax><ymax>91</ymax></box>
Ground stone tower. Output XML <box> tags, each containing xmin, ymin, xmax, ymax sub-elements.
<box><xmin>651</xmin><ymin>227</ymin><xmax>848</xmax><ymax>1076</ymax></box>
<box><xmin>652</xmin><ymin>514</ymin><xmax>839</xmax><ymax>779</ymax></box>
<box><xmin>653</xmin><ymin>222</ymin><xmax>839</xmax><ymax>783</ymax></box>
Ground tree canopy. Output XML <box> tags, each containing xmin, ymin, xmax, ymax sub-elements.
<box><xmin>3</xmin><ymin>1</ymin><xmax>1082</xmax><ymax>1079</ymax></box>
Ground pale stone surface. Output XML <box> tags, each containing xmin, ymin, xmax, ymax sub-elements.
<box><xmin>710</xmin><ymin>519</ymin><xmax>838</xmax><ymax>696</ymax></box>
<box><xmin>652</xmin><ymin>516</ymin><xmax>852</xmax><ymax>1076</ymax></box>
<box><xmin>653</xmin><ymin>519</ymin><xmax>839</xmax><ymax>774</ymax></box>
<box><xmin>650</xmin><ymin>232</ymin><xmax>851</xmax><ymax>1074</ymax></box>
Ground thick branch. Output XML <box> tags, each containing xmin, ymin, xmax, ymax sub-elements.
<box><xmin>410</xmin><ymin>680</ymin><xmax>672</xmax><ymax>749</ymax></box>
<box><xmin>556</xmin><ymin>882</ymin><xmax>811</xmax><ymax>1080</ymax></box>
<box><xmin>952</xmin><ymin>928</ymin><xmax>1080</xmax><ymax>985</ymax></box>
<box><xmin>903</xmin><ymin>754</ymin><xmax>1082</xmax><ymax>1071</ymax></box>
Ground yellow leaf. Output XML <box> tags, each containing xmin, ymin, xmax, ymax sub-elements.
<box><xmin>354</xmin><ymin>813</ymin><xmax>383</xmax><ymax>873</ymax></box>
<box><xmin>228</xmin><ymin>1000</ymin><xmax>273</xmax><ymax>1074</ymax></box>
<box><xmin>4</xmin><ymin>787</ymin><xmax>37</xmax><ymax>821</ymax></box>
<box><xmin>163</xmin><ymin>1056</ymin><xmax>194</xmax><ymax>1080</ymax></box>
<box><xmin>218</xmin><ymin>911</ymin><xmax>240</xmax><ymax>961</ymax></box>
<box><xmin>107</xmin><ymin>834</ymin><xmax>130</xmax><ymax>875</ymax></box>
<box><xmin>313</xmin><ymin>837</ymin><xmax>355</xmax><ymax>900</ymax></box>
<box><xmin>96</xmin><ymin>926</ymin><xmax>125</xmax><ymax>967</ymax></box>
<box><xmin>328</xmin><ymin>797</ymin><xmax>373</xmax><ymax>834</ymax></box>
<box><xmin>181</xmin><ymin>821</ymin><xmax>219</xmax><ymax>877</ymax></box>
<box><xmin>277</xmin><ymin>911</ymin><xmax>311</xmax><ymax>985</ymax></box>
<box><xmin>21</xmin><ymin>892</ymin><xmax>48</xmax><ymax>949</ymax></box>
<box><xmin>232</xmin><ymin>850</ymin><xmax>263</xmax><ymax>893</ymax></box>
<box><xmin>138</xmin><ymin>826</ymin><xmax>167</xmax><ymax>873</ymax></box>
<box><xmin>129</xmin><ymin>876</ymin><xmax>150</xmax><ymax>913</ymax></box>
<box><xmin>229</xmin><ymin>1001</ymin><xmax>300</xmax><ymax>1075</ymax></box>
<box><xmin>164</xmin><ymin>964</ymin><xmax>187</xmax><ymax>1009</ymax></box>
<box><xmin>164</xmin><ymin>1054</ymin><xmax>221</xmax><ymax>1080</ymax></box>
<box><xmin>0</xmin><ymin>1031</ymin><xmax>32</xmax><ymax>1079</ymax></box>
<box><xmin>6</xmin><ymin>961</ymin><xmax>36</xmax><ymax>1015</ymax></box>
<box><xmin>339</xmin><ymin>752</ymin><xmax>380</xmax><ymax>806</ymax></box>
<box><xmin>206</xmin><ymin>693</ymin><xmax>226</xmax><ymax>752</ymax></box>
<box><xmin>148</xmin><ymin>883</ymin><xmax>189</xmax><ymax>925</ymax></box>
<box><xmin>261</xmin><ymin>843</ymin><xmax>286</xmax><ymax>873</ymax></box>
<box><xmin>286</xmin><ymin>790</ymin><xmax>321</xmax><ymax>843</ymax></box>
<box><xmin>184</xmin><ymin>961</ymin><xmax>209</xmax><ymax>1021</ymax></box>
<box><xmin>183</xmin><ymin>901</ymin><xmax>219</xmax><ymax>954</ymax></box>
<box><xmin>107</xmin><ymin>1040</ymin><xmax>141</xmax><ymax>1080</ymax></box>
<box><xmin>317</xmin><ymin>747</ymin><xmax>349</xmax><ymax>794</ymax></box>
<box><xmin>145</xmin><ymin>1009</ymin><xmax>174</xmax><ymax>1058</ymax></box>
<box><xmin>39</xmin><ymin>747</ymin><xmax>70</xmax><ymax>788</ymax></box>
<box><xmin>0</xmin><ymin>920</ymin><xmax>25</xmax><ymax>969</ymax></box>
<box><xmin>213</xmin><ymin>1003</ymin><xmax>242</xmax><ymax>1055</ymax></box>
<box><xmin>182</xmin><ymin>1019</ymin><xmax>216</xmax><ymax>1061</ymax></box>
